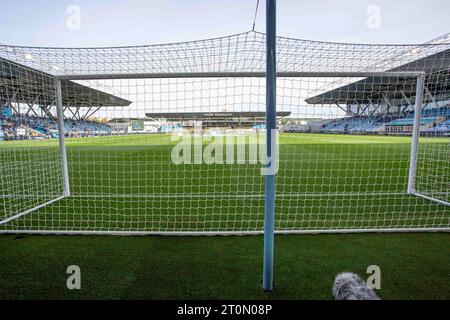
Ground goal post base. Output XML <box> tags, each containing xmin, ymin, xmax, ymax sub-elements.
<box><xmin>1</xmin><ymin>227</ymin><xmax>449</xmax><ymax>236</ymax></box>
<box><xmin>0</xmin><ymin>195</ymin><xmax>68</xmax><ymax>226</ymax></box>
<box><xmin>413</xmin><ymin>192</ymin><xmax>450</xmax><ymax>207</ymax></box>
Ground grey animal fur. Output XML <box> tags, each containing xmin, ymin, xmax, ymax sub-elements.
<box><xmin>332</xmin><ymin>272</ymin><xmax>380</xmax><ymax>300</ymax></box>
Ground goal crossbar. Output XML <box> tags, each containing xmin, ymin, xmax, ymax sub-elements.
<box><xmin>56</xmin><ymin>71</ymin><xmax>425</xmax><ymax>81</ymax></box>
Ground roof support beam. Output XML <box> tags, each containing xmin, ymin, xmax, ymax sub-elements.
<box><xmin>83</xmin><ymin>106</ymin><xmax>102</xmax><ymax>120</ymax></box>
<box><xmin>401</xmin><ymin>104</ymin><xmax>412</xmax><ymax>115</ymax></box>
<box><xmin>381</xmin><ymin>93</ymin><xmax>392</xmax><ymax>118</ymax></box>
<box><xmin>372</xmin><ymin>103</ymin><xmax>381</xmax><ymax>116</ymax></box>
<box><xmin>356</xmin><ymin>102</ymin><xmax>361</xmax><ymax>115</ymax></box>
<box><xmin>25</xmin><ymin>94</ymin><xmax>41</xmax><ymax>117</ymax></box>
<box><xmin>82</xmin><ymin>106</ymin><xmax>93</xmax><ymax>120</ymax></box>
<box><xmin>66</xmin><ymin>106</ymin><xmax>78</xmax><ymax>120</ymax></box>
<box><xmin>425</xmin><ymin>87</ymin><xmax>440</xmax><ymax>109</ymax></box>
<box><xmin>10</xmin><ymin>89</ymin><xmax>19</xmax><ymax>105</ymax></box>
<box><xmin>400</xmin><ymin>90</ymin><xmax>413</xmax><ymax>115</ymax></box>
<box><xmin>335</xmin><ymin>103</ymin><xmax>356</xmax><ymax>116</ymax></box>
<box><xmin>360</xmin><ymin>103</ymin><xmax>371</xmax><ymax>116</ymax></box>
<box><xmin>26</xmin><ymin>102</ymin><xmax>40</xmax><ymax>117</ymax></box>
<box><xmin>367</xmin><ymin>98</ymin><xmax>378</xmax><ymax>116</ymax></box>
<box><xmin>401</xmin><ymin>90</ymin><xmax>412</xmax><ymax>107</ymax></box>
<box><xmin>39</xmin><ymin>105</ymin><xmax>55</xmax><ymax>120</ymax></box>
<box><xmin>382</xmin><ymin>93</ymin><xmax>393</xmax><ymax>109</ymax></box>
<box><xmin>75</xmin><ymin>107</ymin><xmax>82</xmax><ymax>121</ymax></box>
<box><xmin>6</xmin><ymin>100</ymin><xmax>18</xmax><ymax>114</ymax></box>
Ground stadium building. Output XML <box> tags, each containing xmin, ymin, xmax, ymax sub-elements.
<box><xmin>0</xmin><ymin>57</ymin><xmax>131</xmax><ymax>139</ymax></box>
<box><xmin>1</xmin><ymin>35</ymin><xmax>449</xmax><ymax>139</ymax></box>
<box><xmin>304</xmin><ymin>47</ymin><xmax>450</xmax><ymax>136</ymax></box>
<box><xmin>145</xmin><ymin>111</ymin><xmax>291</xmax><ymax>130</ymax></box>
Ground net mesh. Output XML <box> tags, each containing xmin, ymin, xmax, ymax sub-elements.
<box><xmin>0</xmin><ymin>31</ymin><xmax>449</xmax><ymax>233</ymax></box>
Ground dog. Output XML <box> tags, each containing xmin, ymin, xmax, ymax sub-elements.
<box><xmin>332</xmin><ymin>272</ymin><xmax>380</xmax><ymax>300</ymax></box>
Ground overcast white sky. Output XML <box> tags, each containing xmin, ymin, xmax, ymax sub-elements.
<box><xmin>0</xmin><ymin>0</ymin><xmax>449</xmax><ymax>47</ymax></box>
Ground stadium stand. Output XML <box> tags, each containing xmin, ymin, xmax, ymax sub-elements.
<box><xmin>424</xmin><ymin>119</ymin><xmax>450</xmax><ymax>133</ymax></box>
<box><xmin>319</xmin><ymin>105</ymin><xmax>450</xmax><ymax>135</ymax></box>
<box><xmin>384</xmin><ymin>105</ymin><xmax>450</xmax><ymax>135</ymax></box>
<box><xmin>1</xmin><ymin>105</ymin><xmax>449</xmax><ymax>140</ymax></box>
<box><xmin>386</xmin><ymin>117</ymin><xmax>438</xmax><ymax>127</ymax></box>
<box><xmin>0</xmin><ymin>115</ymin><xmax>113</xmax><ymax>140</ymax></box>
<box><xmin>320</xmin><ymin>116</ymin><xmax>397</xmax><ymax>133</ymax></box>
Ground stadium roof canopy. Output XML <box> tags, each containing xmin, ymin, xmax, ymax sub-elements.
<box><xmin>145</xmin><ymin>111</ymin><xmax>291</xmax><ymax>121</ymax></box>
<box><xmin>0</xmin><ymin>57</ymin><xmax>131</xmax><ymax>119</ymax></box>
<box><xmin>305</xmin><ymin>49</ymin><xmax>450</xmax><ymax>107</ymax></box>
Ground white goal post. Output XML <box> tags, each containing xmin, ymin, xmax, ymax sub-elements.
<box><xmin>0</xmin><ymin>79</ymin><xmax>70</xmax><ymax>226</ymax></box>
<box><xmin>407</xmin><ymin>73</ymin><xmax>449</xmax><ymax>207</ymax></box>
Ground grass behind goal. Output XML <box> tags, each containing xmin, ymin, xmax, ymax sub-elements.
<box><xmin>1</xmin><ymin>133</ymin><xmax>448</xmax><ymax>233</ymax></box>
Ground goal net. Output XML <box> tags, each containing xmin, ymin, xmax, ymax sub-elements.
<box><xmin>0</xmin><ymin>31</ymin><xmax>449</xmax><ymax>234</ymax></box>
<box><xmin>415</xmin><ymin>69</ymin><xmax>450</xmax><ymax>206</ymax></box>
<box><xmin>0</xmin><ymin>66</ymin><xmax>64</xmax><ymax>225</ymax></box>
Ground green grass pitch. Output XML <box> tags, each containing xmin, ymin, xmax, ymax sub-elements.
<box><xmin>0</xmin><ymin>133</ymin><xmax>449</xmax><ymax>299</ymax></box>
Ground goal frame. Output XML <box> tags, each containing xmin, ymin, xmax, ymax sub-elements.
<box><xmin>1</xmin><ymin>69</ymin><xmax>448</xmax><ymax>231</ymax></box>
<box><xmin>406</xmin><ymin>72</ymin><xmax>450</xmax><ymax>207</ymax></box>
<box><xmin>0</xmin><ymin>79</ymin><xmax>71</xmax><ymax>227</ymax></box>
